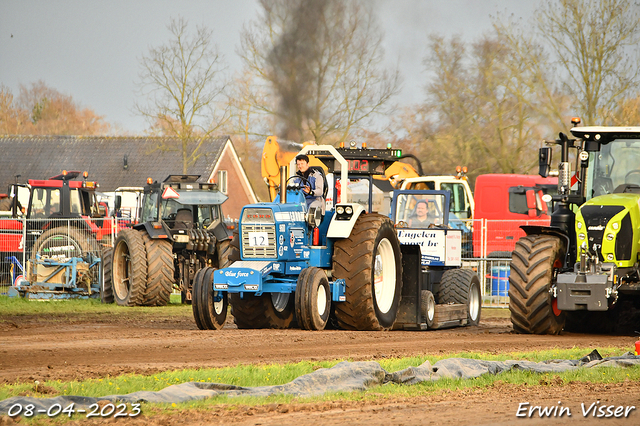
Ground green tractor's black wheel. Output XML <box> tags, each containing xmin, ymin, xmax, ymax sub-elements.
<box><xmin>509</xmin><ymin>235</ymin><xmax>566</xmax><ymax>334</ymax></box>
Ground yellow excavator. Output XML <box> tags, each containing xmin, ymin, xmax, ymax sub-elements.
<box><xmin>261</xmin><ymin>135</ymin><xmax>426</xmax><ymax>201</ymax></box>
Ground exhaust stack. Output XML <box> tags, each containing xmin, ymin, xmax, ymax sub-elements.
<box><xmin>279</xmin><ymin>165</ymin><xmax>288</xmax><ymax>204</ymax></box>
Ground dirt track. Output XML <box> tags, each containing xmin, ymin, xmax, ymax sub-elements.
<box><xmin>1</xmin><ymin>309</ymin><xmax>639</xmax><ymax>425</ymax></box>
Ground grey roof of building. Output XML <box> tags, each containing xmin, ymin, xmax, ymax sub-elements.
<box><xmin>0</xmin><ymin>135</ymin><xmax>229</xmax><ymax>192</ymax></box>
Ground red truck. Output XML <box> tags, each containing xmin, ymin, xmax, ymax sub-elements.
<box><xmin>472</xmin><ymin>174</ymin><xmax>557</xmax><ymax>258</ymax></box>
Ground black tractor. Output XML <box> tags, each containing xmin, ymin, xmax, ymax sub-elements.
<box><xmin>103</xmin><ymin>175</ymin><xmax>234</xmax><ymax>307</ymax></box>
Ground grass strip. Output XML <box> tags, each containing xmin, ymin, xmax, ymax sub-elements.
<box><xmin>1</xmin><ymin>347</ymin><xmax>636</xmax><ymax>402</ymax></box>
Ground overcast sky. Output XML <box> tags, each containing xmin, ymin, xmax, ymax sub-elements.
<box><xmin>0</xmin><ymin>0</ymin><xmax>538</xmax><ymax>134</ymax></box>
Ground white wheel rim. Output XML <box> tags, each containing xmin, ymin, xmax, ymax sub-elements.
<box><xmin>469</xmin><ymin>283</ymin><xmax>480</xmax><ymax>321</ymax></box>
<box><xmin>317</xmin><ymin>283</ymin><xmax>327</xmax><ymax>316</ymax></box>
<box><xmin>271</xmin><ymin>292</ymin><xmax>289</xmax><ymax>312</ymax></box>
<box><xmin>113</xmin><ymin>239</ymin><xmax>130</xmax><ymax>300</ymax></box>
<box><xmin>213</xmin><ymin>291</ymin><xmax>224</xmax><ymax>315</ymax></box>
<box><xmin>427</xmin><ymin>296</ymin><xmax>435</xmax><ymax>321</ymax></box>
<box><xmin>374</xmin><ymin>238</ymin><xmax>396</xmax><ymax>314</ymax></box>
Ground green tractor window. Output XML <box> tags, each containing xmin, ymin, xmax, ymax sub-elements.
<box><xmin>590</xmin><ymin>139</ymin><xmax>640</xmax><ymax>197</ymax></box>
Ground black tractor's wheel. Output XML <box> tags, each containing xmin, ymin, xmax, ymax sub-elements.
<box><xmin>217</xmin><ymin>239</ymin><xmax>236</xmax><ymax>269</ymax></box>
<box><xmin>100</xmin><ymin>245</ymin><xmax>114</xmax><ymax>304</ymax></box>
<box><xmin>192</xmin><ymin>266</ymin><xmax>228</xmax><ymax>330</ymax></box>
<box><xmin>509</xmin><ymin>235</ymin><xmax>566</xmax><ymax>334</ymax></box>
<box><xmin>438</xmin><ymin>268</ymin><xmax>482</xmax><ymax>326</ymax></box>
<box><xmin>141</xmin><ymin>234</ymin><xmax>175</xmax><ymax>306</ymax></box>
<box><xmin>295</xmin><ymin>267</ymin><xmax>331</xmax><ymax>330</ymax></box>
<box><xmin>420</xmin><ymin>290</ymin><xmax>436</xmax><ymax>328</ymax></box>
<box><xmin>332</xmin><ymin>213</ymin><xmax>403</xmax><ymax>330</ymax></box>
<box><xmin>112</xmin><ymin>229</ymin><xmax>148</xmax><ymax>306</ymax></box>
<box><xmin>228</xmin><ymin>230</ymin><xmax>240</xmax><ymax>262</ymax></box>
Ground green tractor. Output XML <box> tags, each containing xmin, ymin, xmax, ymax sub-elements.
<box><xmin>509</xmin><ymin>124</ymin><xmax>640</xmax><ymax>334</ymax></box>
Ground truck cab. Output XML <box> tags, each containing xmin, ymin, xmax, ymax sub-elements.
<box><xmin>472</xmin><ymin>174</ymin><xmax>557</xmax><ymax>257</ymax></box>
<box><xmin>398</xmin><ymin>175</ymin><xmax>474</xmax><ymax>221</ymax></box>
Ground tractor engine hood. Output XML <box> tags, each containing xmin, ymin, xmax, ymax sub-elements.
<box><xmin>575</xmin><ymin>193</ymin><xmax>640</xmax><ymax>267</ymax></box>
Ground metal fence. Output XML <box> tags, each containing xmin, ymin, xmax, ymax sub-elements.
<box><xmin>2</xmin><ymin>217</ymin><xmax>530</xmax><ymax>307</ymax></box>
<box><xmin>457</xmin><ymin>218</ymin><xmax>550</xmax><ymax>308</ymax></box>
<box><xmin>0</xmin><ymin>217</ymin><xmax>118</xmax><ymax>294</ymax></box>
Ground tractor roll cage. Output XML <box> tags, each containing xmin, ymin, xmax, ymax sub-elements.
<box><xmin>289</xmin><ymin>144</ymin><xmax>409</xmax><ymax>210</ymax></box>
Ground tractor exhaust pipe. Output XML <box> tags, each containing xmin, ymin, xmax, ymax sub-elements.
<box><xmin>279</xmin><ymin>165</ymin><xmax>287</xmax><ymax>204</ymax></box>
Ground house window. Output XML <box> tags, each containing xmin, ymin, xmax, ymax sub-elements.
<box><xmin>217</xmin><ymin>170</ymin><xmax>228</xmax><ymax>194</ymax></box>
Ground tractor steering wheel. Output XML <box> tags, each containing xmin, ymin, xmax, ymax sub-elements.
<box><xmin>285</xmin><ymin>175</ymin><xmax>311</xmax><ymax>193</ymax></box>
<box><xmin>625</xmin><ymin>170</ymin><xmax>640</xmax><ymax>186</ymax></box>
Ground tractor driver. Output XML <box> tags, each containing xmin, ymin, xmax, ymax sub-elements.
<box><xmin>295</xmin><ymin>154</ymin><xmax>325</xmax><ymax>214</ymax></box>
<box><xmin>409</xmin><ymin>199</ymin><xmax>440</xmax><ymax>228</ymax></box>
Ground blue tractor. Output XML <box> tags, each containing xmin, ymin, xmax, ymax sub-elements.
<box><xmin>192</xmin><ymin>145</ymin><xmax>481</xmax><ymax>330</ymax></box>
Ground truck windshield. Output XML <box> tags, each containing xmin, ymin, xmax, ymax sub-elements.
<box><xmin>589</xmin><ymin>139</ymin><xmax>640</xmax><ymax>198</ymax></box>
<box><xmin>395</xmin><ymin>193</ymin><xmax>446</xmax><ymax>228</ymax></box>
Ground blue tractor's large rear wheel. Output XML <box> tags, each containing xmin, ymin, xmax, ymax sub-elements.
<box><xmin>332</xmin><ymin>214</ymin><xmax>403</xmax><ymax>330</ymax></box>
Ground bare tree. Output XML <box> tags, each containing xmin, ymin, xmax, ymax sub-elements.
<box><xmin>136</xmin><ymin>17</ymin><xmax>229</xmax><ymax>173</ymax></box>
<box><xmin>495</xmin><ymin>0</ymin><xmax>640</xmax><ymax>126</ymax></box>
<box><xmin>397</xmin><ymin>33</ymin><xmax>546</xmax><ymax>181</ymax></box>
<box><xmin>239</xmin><ymin>0</ymin><xmax>400</xmax><ymax>143</ymax></box>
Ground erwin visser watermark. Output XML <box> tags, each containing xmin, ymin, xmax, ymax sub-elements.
<box><xmin>516</xmin><ymin>401</ymin><xmax>636</xmax><ymax>418</ymax></box>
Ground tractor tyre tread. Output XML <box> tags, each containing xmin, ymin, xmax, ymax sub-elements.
<box><xmin>508</xmin><ymin>234</ymin><xmax>565</xmax><ymax>334</ymax></box>
<box><xmin>112</xmin><ymin>229</ymin><xmax>148</xmax><ymax>307</ymax></box>
<box><xmin>332</xmin><ymin>214</ymin><xmax>402</xmax><ymax>331</ymax></box>
<box><xmin>100</xmin><ymin>245</ymin><xmax>114</xmax><ymax>304</ymax></box>
<box><xmin>192</xmin><ymin>266</ymin><xmax>228</xmax><ymax>330</ymax></box>
<box><xmin>438</xmin><ymin>268</ymin><xmax>482</xmax><ymax>326</ymax></box>
<box><xmin>141</xmin><ymin>234</ymin><xmax>175</xmax><ymax>306</ymax></box>
<box><xmin>295</xmin><ymin>267</ymin><xmax>330</xmax><ymax>330</ymax></box>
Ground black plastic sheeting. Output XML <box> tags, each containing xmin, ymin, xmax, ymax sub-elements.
<box><xmin>1</xmin><ymin>350</ymin><xmax>639</xmax><ymax>416</ymax></box>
